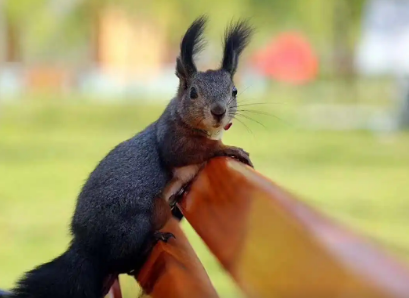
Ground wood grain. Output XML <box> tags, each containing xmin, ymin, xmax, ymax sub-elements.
<box><xmin>177</xmin><ymin>157</ymin><xmax>409</xmax><ymax>298</ymax></box>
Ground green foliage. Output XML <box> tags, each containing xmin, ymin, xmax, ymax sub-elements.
<box><xmin>3</xmin><ymin>0</ymin><xmax>47</xmax><ymax>21</ymax></box>
<box><xmin>2</xmin><ymin>0</ymin><xmax>370</xmax><ymax>61</ymax></box>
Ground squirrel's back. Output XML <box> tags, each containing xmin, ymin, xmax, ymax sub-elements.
<box><xmin>71</xmin><ymin>122</ymin><xmax>171</xmax><ymax>265</ymax></box>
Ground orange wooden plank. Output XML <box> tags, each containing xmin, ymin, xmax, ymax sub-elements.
<box><xmin>178</xmin><ymin>157</ymin><xmax>409</xmax><ymax>298</ymax></box>
<box><xmin>106</xmin><ymin>278</ymin><xmax>122</xmax><ymax>298</ymax></box>
<box><xmin>136</xmin><ymin>218</ymin><xmax>219</xmax><ymax>298</ymax></box>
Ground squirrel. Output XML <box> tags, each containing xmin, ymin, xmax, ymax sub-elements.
<box><xmin>4</xmin><ymin>16</ymin><xmax>254</xmax><ymax>298</ymax></box>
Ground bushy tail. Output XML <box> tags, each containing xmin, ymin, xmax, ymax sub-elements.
<box><xmin>7</xmin><ymin>242</ymin><xmax>105</xmax><ymax>298</ymax></box>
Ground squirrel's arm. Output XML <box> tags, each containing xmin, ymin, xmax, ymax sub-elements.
<box><xmin>161</xmin><ymin>134</ymin><xmax>251</xmax><ymax>168</ymax></box>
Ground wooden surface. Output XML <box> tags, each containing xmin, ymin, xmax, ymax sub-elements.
<box><xmin>176</xmin><ymin>157</ymin><xmax>409</xmax><ymax>298</ymax></box>
<box><xmin>136</xmin><ymin>218</ymin><xmax>219</xmax><ymax>298</ymax></box>
<box><xmin>107</xmin><ymin>278</ymin><xmax>122</xmax><ymax>298</ymax></box>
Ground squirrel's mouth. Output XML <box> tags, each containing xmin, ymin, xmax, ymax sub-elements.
<box><xmin>224</xmin><ymin>123</ymin><xmax>232</xmax><ymax>131</ymax></box>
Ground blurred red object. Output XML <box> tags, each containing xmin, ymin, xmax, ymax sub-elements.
<box><xmin>252</xmin><ymin>32</ymin><xmax>318</xmax><ymax>84</ymax></box>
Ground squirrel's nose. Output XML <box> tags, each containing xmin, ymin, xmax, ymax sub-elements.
<box><xmin>211</xmin><ymin>104</ymin><xmax>226</xmax><ymax>118</ymax></box>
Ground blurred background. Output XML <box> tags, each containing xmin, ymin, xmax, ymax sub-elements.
<box><xmin>1</xmin><ymin>0</ymin><xmax>409</xmax><ymax>297</ymax></box>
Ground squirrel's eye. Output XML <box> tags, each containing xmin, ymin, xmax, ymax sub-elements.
<box><xmin>190</xmin><ymin>87</ymin><xmax>198</xmax><ymax>99</ymax></box>
<box><xmin>232</xmin><ymin>87</ymin><xmax>238</xmax><ymax>97</ymax></box>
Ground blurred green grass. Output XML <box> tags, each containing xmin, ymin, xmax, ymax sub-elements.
<box><xmin>1</xmin><ymin>96</ymin><xmax>409</xmax><ymax>297</ymax></box>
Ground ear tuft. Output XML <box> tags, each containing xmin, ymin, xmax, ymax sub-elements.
<box><xmin>176</xmin><ymin>15</ymin><xmax>208</xmax><ymax>84</ymax></box>
<box><xmin>221</xmin><ymin>19</ymin><xmax>254</xmax><ymax>77</ymax></box>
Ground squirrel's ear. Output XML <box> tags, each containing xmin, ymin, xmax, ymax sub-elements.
<box><xmin>221</xmin><ymin>20</ymin><xmax>253</xmax><ymax>77</ymax></box>
<box><xmin>176</xmin><ymin>16</ymin><xmax>207</xmax><ymax>88</ymax></box>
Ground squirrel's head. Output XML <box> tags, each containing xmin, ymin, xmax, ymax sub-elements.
<box><xmin>175</xmin><ymin>16</ymin><xmax>253</xmax><ymax>139</ymax></box>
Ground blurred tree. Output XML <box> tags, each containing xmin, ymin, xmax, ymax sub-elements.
<box><xmin>332</xmin><ymin>0</ymin><xmax>366</xmax><ymax>77</ymax></box>
<box><xmin>1</xmin><ymin>0</ymin><xmax>368</xmax><ymax>70</ymax></box>
<box><xmin>333</xmin><ymin>0</ymin><xmax>353</xmax><ymax>78</ymax></box>
<box><xmin>4</xmin><ymin>12</ymin><xmax>20</xmax><ymax>63</ymax></box>
<box><xmin>2</xmin><ymin>0</ymin><xmax>30</xmax><ymax>63</ymax></box>
<box><xmin>3</xmin><ymin>0</ymin><xmax>60</xmax><ymax>62</ymax></box>
<box><xmin>248</xmin><ymin>0</ymin><xmax>297</xmax><ymax>24</ymax></box>
<box><xmin>331</xmin><ymin>0</ymin><xmax>366</xmax><ymax>101</ymax></box>
<box><xmin>70</xmin><ymin>0</ymin><xmax>256</xmax><ymax>64</ymax></box>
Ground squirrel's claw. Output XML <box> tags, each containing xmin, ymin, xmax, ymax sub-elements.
<box><xmin>216</xmin><ymin>146</ymin><xmax>254</xmax><ymax>168</ymax></box>
<box><xmin>229</xmin><ymin>154</ymin><xmax>253</xmax><ymax>168</ymax></box>
<box><xmin>153</xmin><ymin>231</ymin><xmax>176</xmax><ymax>243</ymax></box>
<box><xmin>125</xmin><ymin>232</ymin><xmax>175</xmax><ymax>277</ymax></box>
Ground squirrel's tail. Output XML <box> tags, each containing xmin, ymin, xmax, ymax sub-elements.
<box><xmin>7</xmin><ymin>241</ymin><xmax>106</xmax><ymax>298</ymax></box>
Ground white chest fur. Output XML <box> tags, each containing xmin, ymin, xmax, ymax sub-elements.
<box><xmin>209</xmin><ymin>129</ymin><xmax>224</xmax><ymax>140</ymax></box>
<box><xmin>173</xmin><ymin>164</ymin><xmax>203</xmax><ymax>185</ymax></box>
<box><xmin>162</xmin><ymin>164</ymin><xmax>203</xmax><ymax>202</ymax></box>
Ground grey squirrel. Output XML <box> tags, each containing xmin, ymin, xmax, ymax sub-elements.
<box><xmin>4</xmin><ymin>16</ymin><xmax>253</xmax><ymax>298</ymax></box>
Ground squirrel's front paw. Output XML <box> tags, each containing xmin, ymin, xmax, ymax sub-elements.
<box><xmin>217</xmin><ymin>146</ymin><xmax>254</xmax><ymax>168</ymax></box>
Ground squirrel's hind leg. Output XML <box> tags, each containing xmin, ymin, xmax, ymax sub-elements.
<box><xmin>168</xmin><ymin>181</ymin><xmax>194</xmax><ymax>221</ymax></box>
<box><xmin>126</xmin><ymin>230</ymin><xmax>175</xmax><ymax>277</ymax></box>
<box><xmin>171</xmin><ymin>205</ymin><xmax>184</xmax><ymax>221</ymax></box>
<box><xmin>166</xmin><ymin>164</ymin><xmax>205</xmax><ymax>221</ymax></box>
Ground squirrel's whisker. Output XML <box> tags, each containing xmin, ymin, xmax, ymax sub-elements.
<box><xmin>236</xmin><ymin>102</ymin><xmax>285</xmax><ymax>107</ymax></box>
<box><xmin>238</xmin><ymin>110</ymin><xmax>290</xmax><ymax>126</ymax></box>
<box><xmin>236</xmin><ymin>85</ymin><xmax>252</xmax><ymax>98</ymax></box>
<box><xmin>234</xmin><ymin>113</ymin><xmax>268</xmax><ymax>129</ymax></box>
<box><xmin>232</xmin><ymin>116</ymin><xmax>254</xmax><ymax>135</ymax></box>
<box><xmin>236</xmin><ymin>109</ymin><xmax>273</xmax><ymax>116</ymax></box>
